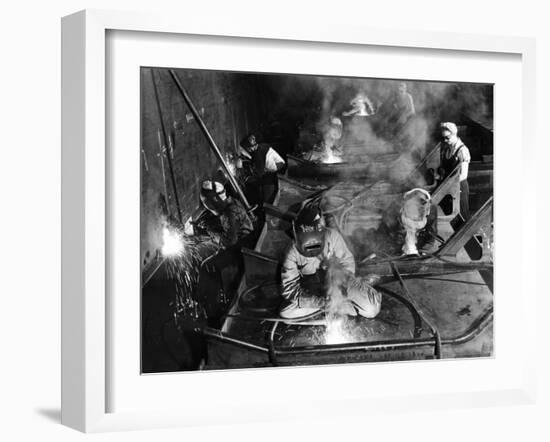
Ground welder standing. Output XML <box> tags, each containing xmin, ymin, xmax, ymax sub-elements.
<box><xmin>392</xmin><ymin>82</ymin><xmax>416</xmax><ymax>127</ymax></box>
<box><xmin>437</xmin><ymin>122</ymin><xmax>471</xmax><ymax>220</ymax></box>
<box><xmin>238</xmin><ymin>133</ymin><xmax>285</xmax><ymax>205</ymax></box>
<box><xmin>377</xmin><ymin>82</ymin><xmax>416</xmax><ymax>143</ymax></box>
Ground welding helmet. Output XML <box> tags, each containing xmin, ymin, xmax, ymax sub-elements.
<box><xmin>402</xmin><ymin>188</ymin><xmax>431</xmax><ymax>223</ymax></box>
<box><xmin>200</xmin><ymin>180</ymin><xmax>228</xmax><ymax>215</ymax></box>
<box><xmin>292</xmin><ymin>205</ymin><xmax>326</xmax><ymax>258</ymax></box>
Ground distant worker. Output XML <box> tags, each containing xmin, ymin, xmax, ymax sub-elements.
<box><xmin>341</xmin><ymin>92</ymin><xmax>376</xmax><ymax>146</ymax></box>
<box><xmin>392</xmin><ymin>82</ymin><xmax>416</xmax><ymax>126</ymax></box>
<box><xmin>380</xmin><ymin>188</ymin><xmax>438</xmax><ymax>256</ymax></box>
<box><xmin>437</xmin><ymin>122</ymin><xmax>471</xmax><ymax>219</ymax></box>
<box><xmin>379</xmin><ymin>82</ymin><xmax>416</xmax><ymax>142</ymax></box>
<box><xmin>342</xmin><ymin>92</ymin><xmax>375</xmax><ymax>117</ymax></box>
<box><xmin>195</xmin><ymin>180</ymin><xmax>255</xmax><ymax>326</ymax></box>
<box><xmin>309</xmin><ymin>115</ymin><xmax>344</xmax><ymax>163</ymax></box>
<box><xmin>280</xmin><ymin>205</ymin><xmax>381</xmax><ymax>320</ymax></box>
<box><xmin>326</xmin><ymin>115</ymin><xmax>344</xmax><ymax>144</ymax></box>
<box><xmin>238</xmin><ymin>133</ymin><xmax>285</xmax><ymax>204</ymax></box>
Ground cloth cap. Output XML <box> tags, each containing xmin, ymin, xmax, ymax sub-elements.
<box><xmin>295</xmin><ymin>205</ymin><xmax>323</xmax><ymax>228</ymax></box>
<box><xmin>440</xmin><ymin>122</ymin><xmax>458</xmax><ymax>135</ymax></box>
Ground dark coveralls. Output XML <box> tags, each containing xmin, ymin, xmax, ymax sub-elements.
<box><xmin>439</xmin><ymin>142</ymin><xmax>470</xmax><ymax>220</ymax></box>
<box><xmin>247</xmin><ymin>143</ymin><xmax>279</xmax><ymax>205</ymax></box>
<box><xmin>196</xmin><ymin>197</ymin><xmax>254</xmax><ymax>327</ymax></box>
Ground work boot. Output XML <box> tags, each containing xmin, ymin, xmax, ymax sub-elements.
<box><xmin>280</xmin><ymin>302</ymin><xmax>321</xmax><ymax>320</ymax></box>
<box><xmin>279</xmin><ymin>294</ymin><xmax>323</xmax><ymax>320</ymax></box>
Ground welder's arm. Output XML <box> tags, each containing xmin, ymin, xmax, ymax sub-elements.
<box><xmin>342</xmin><ymin>108</ymin><xmax>358</xmax><ymax>117</ymax></box>
<box><xmin>460</xmin><ymin>161</ymin><xmax>469</xmax><ymax>181</ymax></box>
<box><xmin>219</xmin><ymin>209</ymin><xmax>243</xmax><ymax>249</ymax></box>
<box><xmin>406</xmin><ymin>94</ymin><xmax>416</xmax><ymax>116</ymax></box>
<box><xmin>331</xmin><ymin>232</ymin><xmax>356</xmax><ymax>275</ymax></box>
<box><xmin>194</xmin><ymin>212</ymin><xmax>222</xmax><ymax>244</ymax></box>
<box><xmin>265</xmin><ymin>147</ymin><xmax>285</xmax><ymax>173</ymax></box>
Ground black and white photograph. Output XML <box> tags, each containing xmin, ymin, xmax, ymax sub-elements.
<box><xmin>140</xmin><ymin>67</ymin><xmax>494</xmax><ymax>372</ymax></box>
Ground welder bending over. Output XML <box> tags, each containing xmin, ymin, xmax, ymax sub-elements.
<box><xmin>195</xmin><ymin>180</ymin><xmax>255</xmax><ymax>327</ymax></box>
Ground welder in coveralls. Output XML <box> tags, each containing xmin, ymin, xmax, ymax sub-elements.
<box><xmin>195</xmin><ymin>180</ymin><xmax>255</xmax><ymax>327</ymax></box>
<box><xmin>380</xmin><ymin>188</ymin><xmax>438</xmax><ymax>256</ymax></box>
<box><xmin>279</xmin><ymin>205</ymin><xmax>382</xmax><ymax>320</ymax></box>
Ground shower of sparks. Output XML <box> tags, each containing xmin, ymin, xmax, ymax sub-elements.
<box><xmin>159</xmin><ymin>219</ymin><xmax>216</xmax><ymax>325</ymax></box>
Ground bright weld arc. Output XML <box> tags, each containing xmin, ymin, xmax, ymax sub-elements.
<box><xmin>161</xmin><ymin>225</ymin><xmax>185</xmax><ymax>257</ymax></box>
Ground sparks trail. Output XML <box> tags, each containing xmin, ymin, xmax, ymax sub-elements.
<box><xmin>161</xmin><ymin>219</ymin><xmax>215</xmax><ymax>323</ymax></box>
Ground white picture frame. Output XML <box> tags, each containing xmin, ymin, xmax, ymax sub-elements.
<box><xmin>61</xmin><ymin>9</ymin><xmax>537</xmax><ymax>433</ymax></box>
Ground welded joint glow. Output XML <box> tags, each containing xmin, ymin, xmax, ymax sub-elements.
<box><xmin>161</xmin><ymin>225</ymin><xmax>185</xmax><ymax>258</ymax></box>
<box><xmin>324</xmin><ymin>317</ymin><xmax>353</xmax><ymax>345</ymax></box>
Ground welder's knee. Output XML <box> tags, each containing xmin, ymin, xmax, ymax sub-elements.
<box><xmin>355</xmin><ymin>302</ymin><xmax>381</xmax><ymax>319</ymax></box>
<box><xmin>347</xmin><ymin>284</ymin><xmax>382</xmax><ymax>319</ymax></box>
<box><xmin>280</xmin><ymin>301</ymin><xmax>321</xmax><ymax>319</ymax></box>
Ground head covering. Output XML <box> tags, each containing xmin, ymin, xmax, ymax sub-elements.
<box><xmin>200</xmin><ymin>180</ymin><xmax>227</xmax><ymax>215</ymax></box>
<box><xmin>293</xmin><ymin>205</ymin><xmax>326</xmax><ymax>258</ymax></box>
<box><xmin>440</xmin><ymin>122</ymin><xmax>458</xmax><ymax>135</ymax></box>
<box><xmin>403</xmin><ymin>188</ymin><xmax>431</xmax><ymax>202</ymax></box>
<box><xmin>201</xmin><ymin>179</ymin><xmax>225</xmax><ymax>195</ymax></box>
<box><xmin>329</xmin><ymin>116</ymin><xmax>343</xmax><ymax>127</ymax></box>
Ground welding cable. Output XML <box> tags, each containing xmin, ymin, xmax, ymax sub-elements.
<box><xmin>376</xmin><ymin>286</ymin><xmax>423</xmax><ymax>338</ymax></box>
<box><xmin>390</xmin><ymin>262</ymin><xmax>442</xmax><ymax>358</ymax></box>
<box><xmin>335</xmin><ymin>197</ymin><xmax>354</xmax><ymax>232</ymax></box>
<box><xmin>321</xmin><ymin>195</ymin><xmax>352</xmax><ymax>215</ymax></box>
<box><xmin>268</xmin><ymin>321</ymin><xmax>279</xmax><ymax>366</ymax></box>
<box><xmin>425</xmin><ymin>229</ymin><xmax>446</xmax><ymax>245</ymax></box>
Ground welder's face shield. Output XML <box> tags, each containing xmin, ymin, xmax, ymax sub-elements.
<box><xmin>294</xmin><ymin>220</ymin><xmax>326</xmax><ymax>258</ymax></box>
<box><xmin>200</xmin><ymin>182</ymin><xmax>228</xmax><ymax>216</ymax></box>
